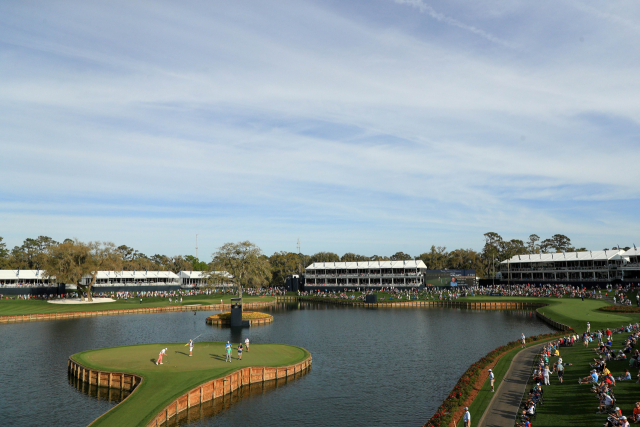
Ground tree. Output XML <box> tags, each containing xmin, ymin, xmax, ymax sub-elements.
<box><xmin>482</xmin><ymin>232</ymin><xmax>503</xmax><ymax>281</ymax></box>
<box><xmin>500</xmin><ymin>239</ymin><xmax>528</xmax><ymax>260</ymax></box>
<box><xmin>309</xmin><ymin>252</ymin><xmax>340</xmax><ymax>264</ymax></box>
<box><xmin>206</xmin><ymin>241</ymin><xmax>271</xmax><ymax>301</ymax></box>
<box><xmin>43</xmin><ymin>240</ymin><xmax>122</xmax><ymax>302</ymax></box>
<box><xmin>0</xmin><ymin>237</ymin><xmax>8</xmax><ymax>269</ymax></box>
<box><xmin>418</xmin><ymin>246</ymin><xmax>448</xmax><ymax>270</ymax></box>
<box><xmin>526</xmin><ymin>234</ymin><xmax>540</xmax><ymax>253</ymax></box>
<box><xmin>10</xmin><ymin>236</ymin><xmax>59</xmax><ymax>269</ymax></box>
<box><xmin>184</xmin><ymin>255</ymin><xmax>208</xmax><ymax>271</ymax></box>
<box><xmin>166</xmin><ymin>256</ymin><xmax>193</xmax><ymax>274</ymax></box>
<box><xmin>269</xmin><ymin>251</ymin><xmax>301</xmax><ymax>286</ymax></box>
<box><xmin>390</xmin><ymin>251</ymin><xmax>413</xmax><ymax>261</ymax></box>
<box><xmin>540</xmin><ymin>234</ymin><xmax>572</xmax><ymax>253</ymax></box>
<box><xmin>340</xmin><ymin>253</ymin><xmax>370</xmax><ymax>262</ymax></box>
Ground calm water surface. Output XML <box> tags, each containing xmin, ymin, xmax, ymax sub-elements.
<box><xmin>0</xmin><ymin>303</ymin><xmax>553</xmax><ymax>426</ymax></box>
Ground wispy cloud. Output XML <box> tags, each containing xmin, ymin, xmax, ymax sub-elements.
<box><xmin>392</xmin><ymin>0</ymin><xmax>517</xmax><ymax>48</ymax></box>
<box><xmin>0</xmin><ymin>0</ymin><xmax>638</xmax><ymax>256</ymax></box>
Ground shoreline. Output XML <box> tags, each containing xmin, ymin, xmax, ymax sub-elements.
<box><xmin>68</xmin><ymin>350</ymin><xmax>312</xmax><ymax>427</ymax></box>
<box><xmin>0</xmin><ymin>301</ymin><xmax>277</xmax><ymax>324</ymax></box>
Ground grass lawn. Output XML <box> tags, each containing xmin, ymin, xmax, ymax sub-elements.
<box><xmin>0</xmin><ymin>294</ymin><xmax>275</xmax><ymax>316</ymax></box>
<box><xmin>456</xmin><ymin>296</ymin><xmax>640</xmax><ymax>332</ymax></box>
<box><xmin>531</xmin><ymin>337</ymin><xmax>638</xmax><ymax>427</ymax></box>
<box><xmin>72</xmin><ymin>342</ymin><xmax>310</xmax><ymax>427</ymax></box>
<box><xmin>455</xmin><ymin>344</ymin><xmax>524</xmax><ymax>427</ymax></box>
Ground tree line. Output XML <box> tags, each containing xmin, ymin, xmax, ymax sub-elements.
<box><xmin>0</xmin><ymin>232</ymin><xmax>624</xmax><ymax>292</ymax></box>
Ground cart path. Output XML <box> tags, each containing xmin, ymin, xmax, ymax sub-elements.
<box><xmin>477</xmin><ymin>343</ymin><xmax>544</xmax><ymax>427</ymax></box>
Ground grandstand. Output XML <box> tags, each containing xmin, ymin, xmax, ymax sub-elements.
<box><xmin>0</xmin><ymin>269</ymin><xmax>56</xmax><ymax>288</ymax></box>
<box><xmin>80</xmin><ymin>271</ymin><xmax>179</xmax><ymax>287</ymax></box>
<box><xmin>177</xmin><ymin>271</ymin><xmax>232</xmax><ymax>288</ymax></box>
<box><xmin>304</xmin><ymin>260</ymin><xmax>427</xmax><ymax>290</ymax></box>
<box><xmin>498</xmin><ymin>249</ymin><xmax>640</xmax><ymax>283</ymax></box>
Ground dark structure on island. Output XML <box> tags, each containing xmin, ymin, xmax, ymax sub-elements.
<box><xmin>230</xmin><ymin>297</ymin><xmax>248</xmax><ymax>327</ymax></box>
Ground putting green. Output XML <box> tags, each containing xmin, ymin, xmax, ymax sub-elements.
<box><xmin>71</xmin><ymin>342</ymin><xmax>310</xmax><ymax>427</ymax></box>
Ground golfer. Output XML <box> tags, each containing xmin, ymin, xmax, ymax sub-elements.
<box><xmin>156</xmin><ymin>348</ymin><xmax>166</xmax><ymax>365</ymax></box>
<box><xmin>521</xmin><ymin>333</ymin><xmax>526</xmax><ymax>348</ymax></box>
<box><xmin>238</xmin><ymin>343</ymin><xmax>243</xmax><ymax>360</ymax></box>
<box><xmin>225</xmin><ymin>341</ymin><xmax>232</xmax><ymax>362</ymax></box>
<box><xmin>189</xmin><ymin>339</ymin><xmax>193</xmax><ymax>357</ymax></box>
<box><xmin>245</xmin><ymin>337</ymin><xmax>250</xmax><ymax>352</ymax></box>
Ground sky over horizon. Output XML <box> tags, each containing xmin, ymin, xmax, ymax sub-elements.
<box><xmin>1</xmin><ymin>0</ymin><xmax>639</xmax><ymax>259</ymax></box>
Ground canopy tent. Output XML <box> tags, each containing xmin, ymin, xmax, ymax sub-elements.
<box><xmin>305</xmin><ymin>260</ymin><xmax>427</xmax><ymax>270</ymax></box>
<box><xmin>501</xmin><ymin>250</ymin><xmax>625</xmax><ymax>264</ymax></box>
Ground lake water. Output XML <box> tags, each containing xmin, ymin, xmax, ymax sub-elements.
<box><xmin>0</xmin><ymin>303</ymin><xmax>553</xmax><ymax>426</ymax></box>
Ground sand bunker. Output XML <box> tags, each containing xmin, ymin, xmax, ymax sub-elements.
<box><xmin>48</xmin><ymin>297</ymin><xmax>116</xmax><ymax>305</ymax></box>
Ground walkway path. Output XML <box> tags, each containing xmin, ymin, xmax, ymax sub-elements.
<box><xmin>477</xmin><ymin>343</ymin><xmax>544</xmax><ymax>427</ymax></box>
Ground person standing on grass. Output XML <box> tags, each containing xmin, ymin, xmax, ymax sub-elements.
<box><xmin>543</xmin><ymin>365</ymin><xmax>550</xmax><ymax>385</ymax></box>
<box><xmin>463</xmin><ymin>407</ymin><xmax>470</xmax><ymax>427</ymax></box>
<box><xmin>225</xmin><ymin>341</ymin><xmax>232</xmax><ymax>362</ymax></box>
<box><xmin>489</xmin><ymin>369</ymin><xmax>495</xmax><ymax>392</ymax></box>
<box><xmin>189</xmin><ymin>339</ymin><xmax>193</xmax><ymax>357</ymax></box>
<box><xmin>587</xmin><ymin>322</ymin><xmax>591</xmax><ymax>333</ymax></box>
<box><xmin>245</xmin><ymin>337</ymin><xmax>250</xmax><ymax>352</ymax></box>
<box><xmin>237</xmin><ymin>343</ymin><xmax>243</xmax><ymax>360</ymax></box>
<box><xmin>556</xmin><ymin>360</ymin><xmax>564</xmax><ymax>383</ymax></box>
<box><xmin>521</xmin><ymin>333</ymin><xmax>526</xmax><ymax>348</ymax></box>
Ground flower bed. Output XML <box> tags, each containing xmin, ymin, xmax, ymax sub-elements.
<box><xmin>423</xmin><ymin>329</ymin><xmax>573</xmax><ymax>427</ymax></box>
<box><xmin>599</xmin><ymin>306</ymin><xmax>640</xmax><ymax>313</ymax></box>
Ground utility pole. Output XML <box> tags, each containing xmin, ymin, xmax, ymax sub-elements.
<box><xmin>297</xmin><ymin>238</ymin><xmax>302</xmax><ymax>274</ymax></box>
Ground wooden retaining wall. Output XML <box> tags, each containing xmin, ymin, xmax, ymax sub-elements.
<box><xmin>206</xmin><ymin>314</ymin><xmax>274</xmax><ymax>326</ymax></box>
<box><xmin>300</xmin><ymin>297</ymin><xmax>546</xmax><ymax>310</ymax></box>
<box><xmin>536</xmin><ymin>311</ymin><xmax>572</xmax><ymax>331</ymax></box>
<box><xmin>275</xmin><ymin>296</ymin><xmax>300</xmax><ymax>302</ymax></box>
<box><xmin>147</xmin><ymin>356</ymin><xmax>312</xmax><ymax>427</ymax></box>
<box><xmin>0</xmin><ymin>301</ymin><xmax>276</xmax><ymax>324</ymax></box>
<box><xmin>300</xmin><ymin>297</ymin><xmax>572</xmax><ymax>331</ymax></box>
<box><xmin>68</xmin><ymin>355</ymin><xmax>311</xmax><ymax>427</ymax></box>
<box><xmin>68</xmin><ymin>359</ymin><xmax>142</xmax><ymax>392</ymax></box>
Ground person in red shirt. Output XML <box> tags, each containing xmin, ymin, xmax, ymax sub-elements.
<box><xmin>632</xmin><ymin>402</ymin><xmax>640</xmax><ymax>423</ymax></box>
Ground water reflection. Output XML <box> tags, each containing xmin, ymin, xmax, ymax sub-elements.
<box><xmin>164</xmin><ymin>367</ymin><xmax>311</xmax><ymax>427</ymax></box>
<box><xmin>68</xmin><ymin>374</ymin><xmax>131</xmax><ymax>403</ymax></box>
<box><xmin>0</xmin><ymin>303</ymin><xmax>554</xmax><ymax>427</ymax></box>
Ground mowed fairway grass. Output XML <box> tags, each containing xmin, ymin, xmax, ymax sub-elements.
<box><xmin>72</xmin><ymin>342</ymin><xmax>310</xmax><ymax>427</ymax></box>
<box><xmin>454</xmin><ymin>295</ymin><xmax>640</xmax><ymax>427</ymax></box>
<box><xmin>525</xmin><ymin>336</ymin><xmax>639</xmax><ymax>427</ymax></box>
<box><xmin>0</xmin><ymin>294</ymin><xmax>275</xmax><ymax>316</ymax></box>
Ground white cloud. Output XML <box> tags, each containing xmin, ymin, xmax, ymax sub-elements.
<box><xmin>0</xmin><ymin>0</ymin><xmax>639</xmax><ymax>254</ymax></box>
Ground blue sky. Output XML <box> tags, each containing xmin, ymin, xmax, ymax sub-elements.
<box><xmin>1</xmin><ymin>0</ymin><xmax>639</xmax><ymax>259</ymax></box>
